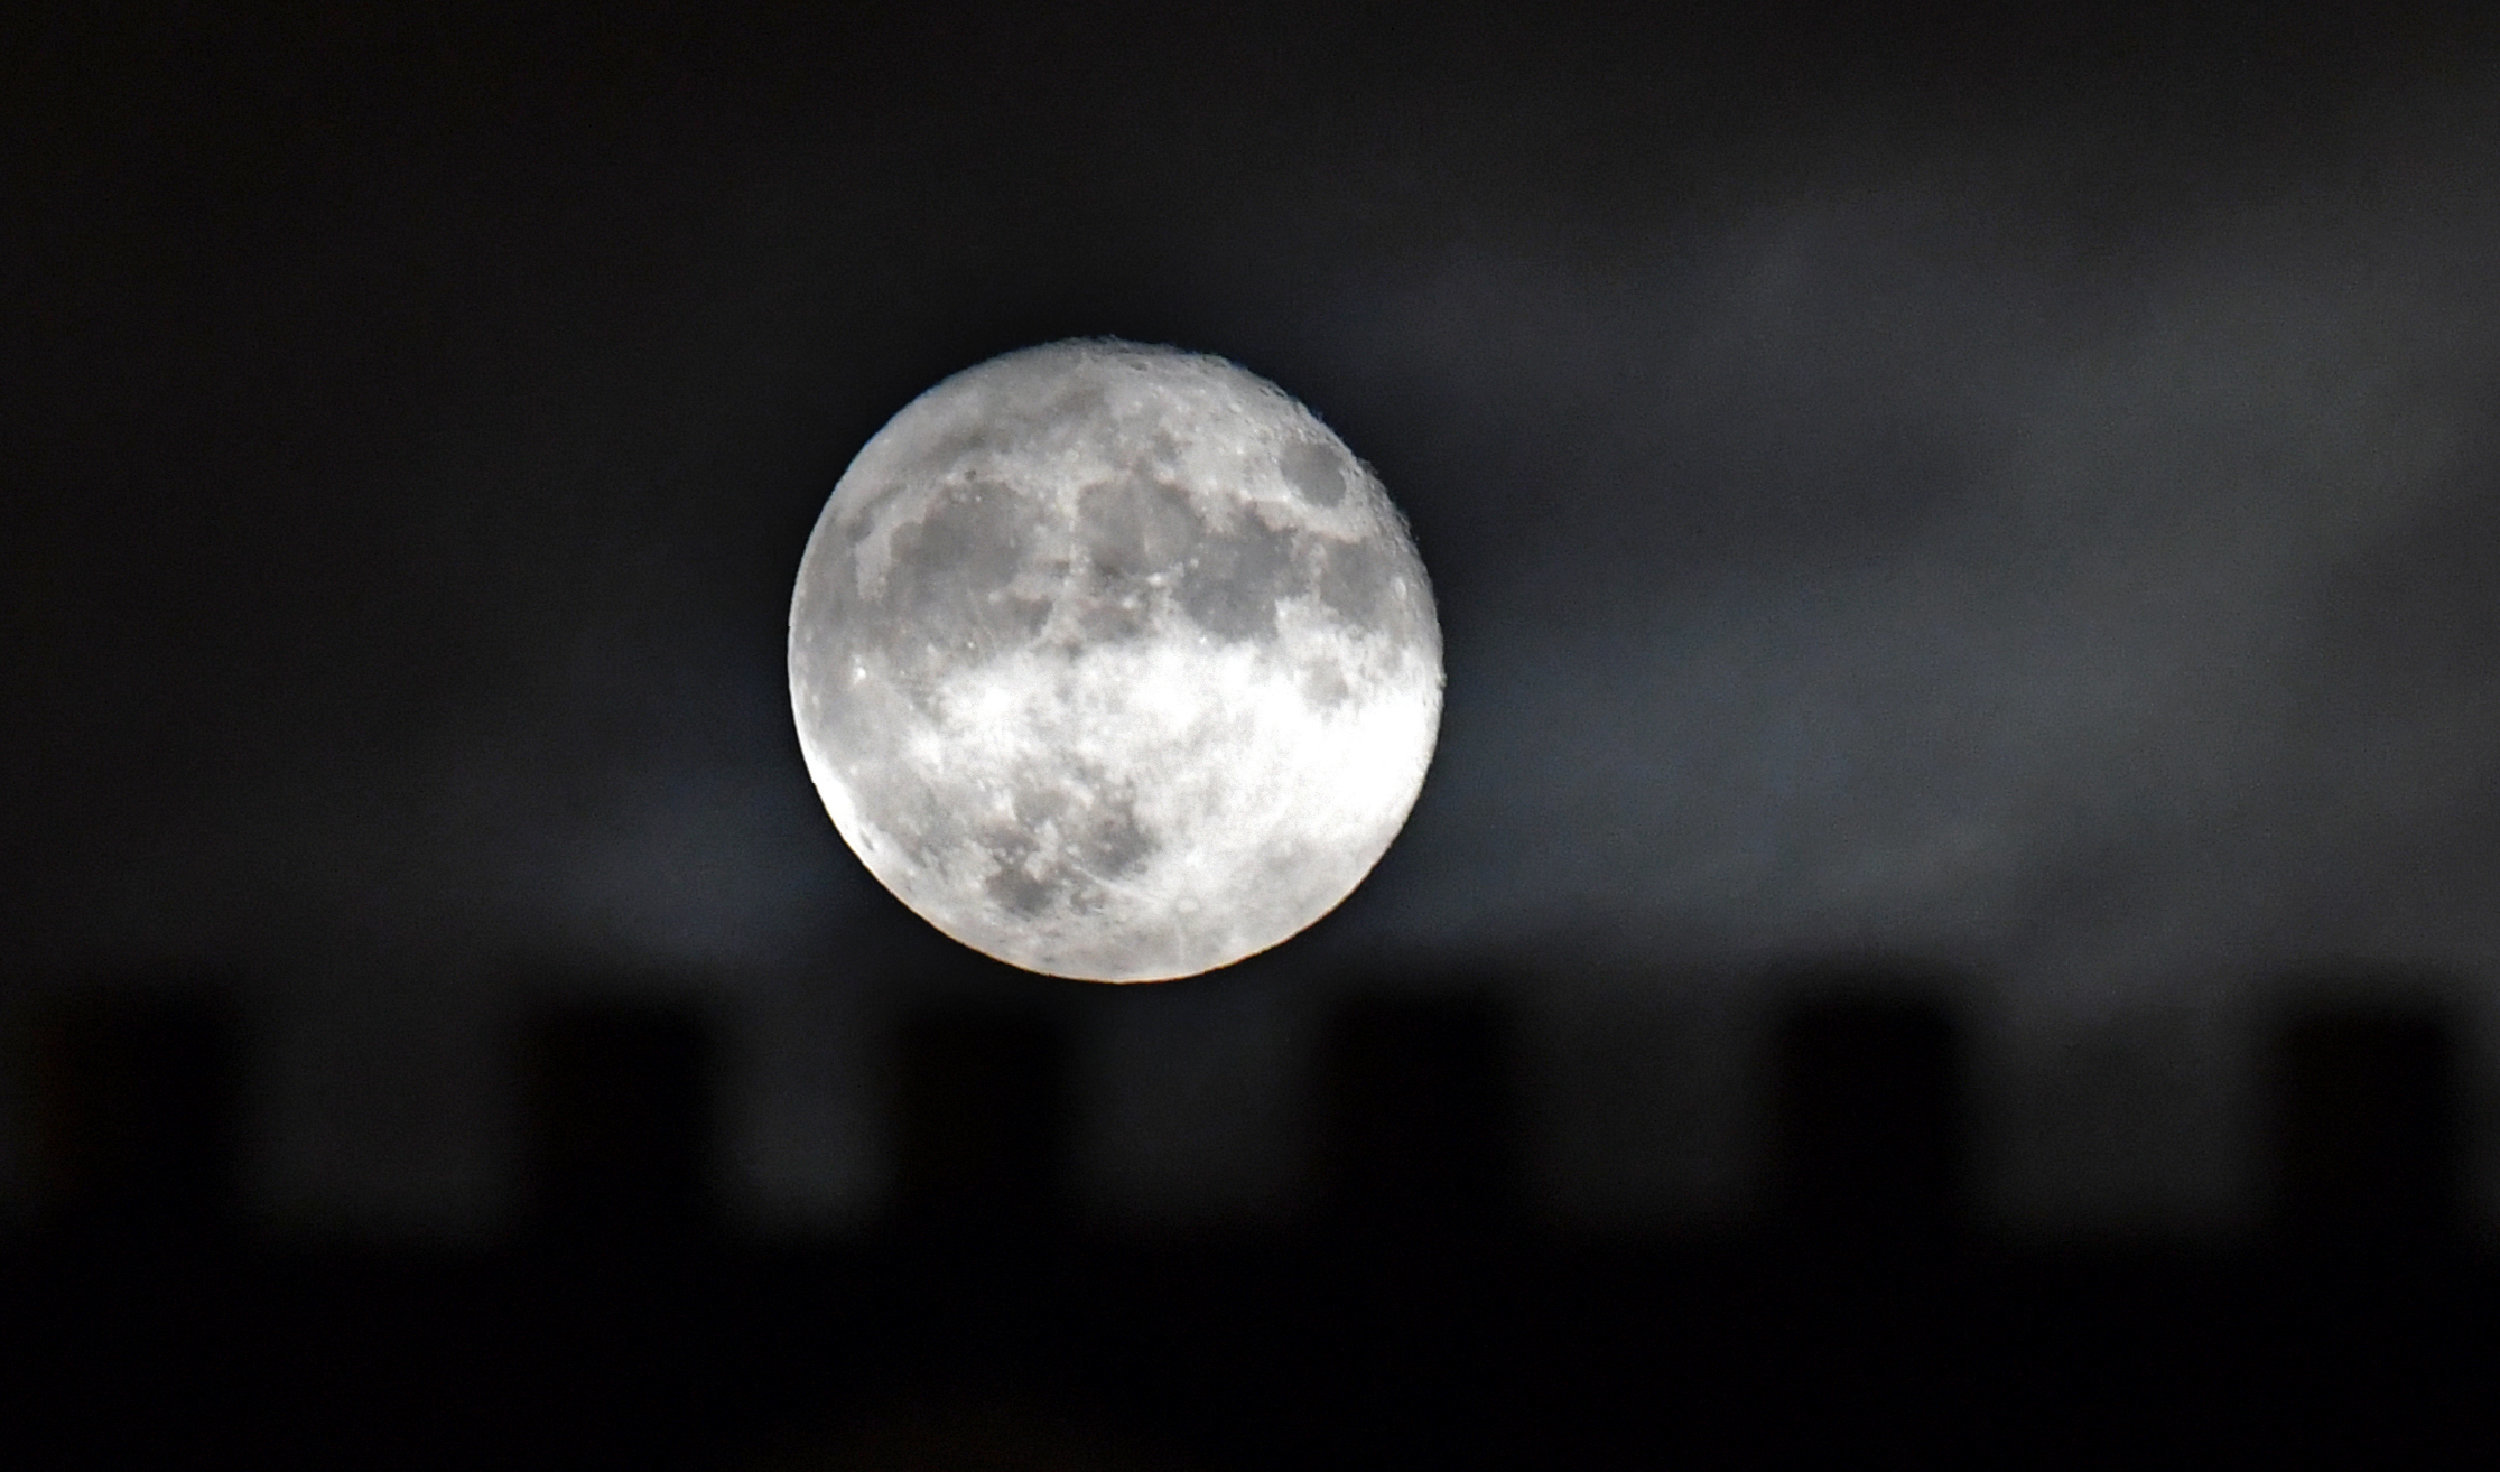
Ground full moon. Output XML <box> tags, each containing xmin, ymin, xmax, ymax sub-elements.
<box><xmin>788</xmin><ymin>340</ymin><xmax>1442</xmax><ymax>983</ymax></box>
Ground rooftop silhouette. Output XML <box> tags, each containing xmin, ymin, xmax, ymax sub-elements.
<box><xmin>519</xmin><ymin>999</ymin><xmax>720</xmax><ymax>1247</ymax></box>
<box><xmin>1769</xmin><ymin>982</ymin><xmax>1967</xmax><ymax>1252</ymax></box>
<box><xmin>888</xmin><ymin>1005</ymin><xmax>1073</xmax><ymax>1237</ymax></box>
<box><xmin>0</xmin><ymin>951</ymin><xmax>2494</xmax><ymax>1464</ymax></box>
<box><xmin>23</xmin><ymin>983</ymin><xmax>240</xmax><ymax>1247</ymax></box>
<box><xmin>1316</xmin><ymin>991</ymin><xmax>1519</xmax><ymax>1236</ymax></box>
<box><xmin>2267</xmin><ymin>996</ymin><xmax>2463</xmax><ymax>1254</ymax></box>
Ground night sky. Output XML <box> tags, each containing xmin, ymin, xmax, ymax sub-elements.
<box><xmin>9</xmin><ymin>3</ymin><xmax>2500</xmax><ymax>1230</ymax></box>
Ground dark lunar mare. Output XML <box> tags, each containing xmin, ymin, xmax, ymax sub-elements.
<box><xmin>826</xmin><ymin>446</ymin><xmax>1427</xmax><ymax>708</ymax></box>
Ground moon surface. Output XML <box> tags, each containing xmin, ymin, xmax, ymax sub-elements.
<box><xmin>788</xmin><ymin>340</ymin><xmax>1442</xmax><ymax>982</ymax></box>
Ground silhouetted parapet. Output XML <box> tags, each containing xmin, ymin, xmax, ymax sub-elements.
<box><xmin>520</xmin><ymin>1000</ymin><xmax>720</xmax><ymax>1245</ymax></box>
<box><xmin>2266</xmin><ymin>999</ymin><xmax>2460</xmax><ymax>1251</ymax></box>
<box><xmin>1316</xmin><ymin>992</ymin><xmax>1519</xmax><ymax>1236</ymax></box>
<box><xmin>1769</xmin><ymin>981</ymin><xmax>1966</xmax><ymax>1250</ymax></box>
<box><xmin>889</xmin><ymin>1008</ymin><xmax>1072</xmax><ymax>1235</ymax></box>
<box><xmin>24</xmin><ymin>985</ymin><xmax>241</xmax><ymax>1245</ymax></box>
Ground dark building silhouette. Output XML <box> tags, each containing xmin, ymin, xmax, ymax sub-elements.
<box><xmin>1316</xmin><ymin>992</ymin><xmax>1518</xmax><ymax>1234</ymax></box>
<box><xmin>1770</xmin><ymin>985</ymin><xmax>1966</xmax><ymax>1248</ymax></box>
<box><xmin>2267</xmin><ymin>1000</ymin><xmax>2461</xmax><ymax>1250</ymax></box>
<box><xmin>889</xmin><ymin>1007</ymin><xmax>1071</xmax><ymax>1232</ymax></box>
<box><xmin>23</xmin><ymin>986</ymin><xmax>240</xmax><ymax>1243</ymax></box>
<box><xmin>520</xmin><ymin>1000</ymin><xmax>720</xmax><ymax>1244</ymax></box>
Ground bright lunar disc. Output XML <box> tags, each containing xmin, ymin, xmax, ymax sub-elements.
<box><xmin>788</xmin><ymin>340</ymin><xmax>1442</xmax><ymax>983</ymax></box>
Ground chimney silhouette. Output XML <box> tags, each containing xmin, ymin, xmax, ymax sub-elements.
<box><xmin>26</xmin><ymin>986</ymin><xmax>240</xmax><ymax>1245</ymax></box>
<box><xmin>520</xmin><ymin>1000</ymin><xmax>719</xmax><ymax>1246</ymax></box>
<box><xmin>889</xmin><ymin>1008</ymin><xmax>1071</xmax><ymax>1234</ymax></box>
<box><xmin>1317</xmin><ymin>992</ymin><xmax>1517</xmax><ymax>1235</ymax></box>
<box><xmin>1770</xmin><ymin>985</ymin><xmax>1965</xmax><ymax>1249</ymax></box>
<box><xmin>2267</xmin><ymin>1000</ymin><xmax>2459</xmax><ymax>1251</ymax></box>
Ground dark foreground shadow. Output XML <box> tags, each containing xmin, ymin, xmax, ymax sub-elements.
<box><xmin>1</xmin><ymin>956</ymin><xmax>2495</xmax><ymax>1467</ymax></box>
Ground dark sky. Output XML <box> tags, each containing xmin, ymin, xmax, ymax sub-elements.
<box><xmin>9</xmin><ymin>1</ymin><xmax>2500</xmax><ymax>1028</ymax></box>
